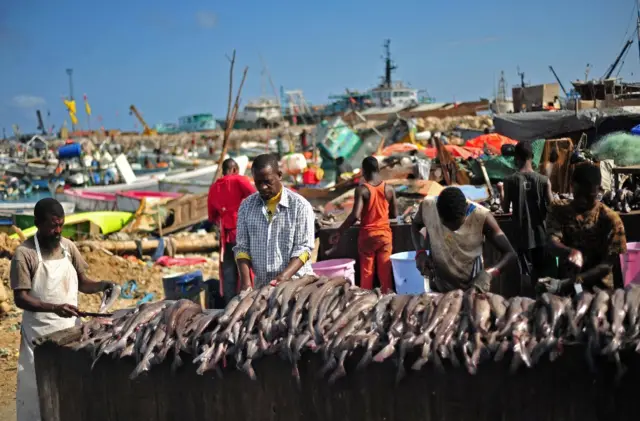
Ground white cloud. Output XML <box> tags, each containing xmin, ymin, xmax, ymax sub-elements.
<box><xmin>11</xmin><ymin>95</ymin><xmax>46</xmax><ymax>109</ymax></box>
<box><xmin>195</xmin><ymin>11</ymin><xmax>217</xmax><ymax>29</ymax></box>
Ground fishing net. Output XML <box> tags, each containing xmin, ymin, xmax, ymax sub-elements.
<box><xmin>468</xmin><ymin>138</ymin><xmax>546</xmax><ymax>180</ymax></box>
<box><xmin>591</xmin><ymin>132</ymin><xmax>640</xmax><ymax>167</ymax></box>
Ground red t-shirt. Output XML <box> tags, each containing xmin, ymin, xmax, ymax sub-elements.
<box><xmin>207</xmin><ymin>174</ymin><xmax>256</xmax><ymax>244</ymax></box>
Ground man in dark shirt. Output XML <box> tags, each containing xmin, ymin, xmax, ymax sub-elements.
<box><xmin>543</xmin><ymin>163</ymin><xmax>627</xmax><ymax>294</ymax></box>
<box><xmin>500</xmin><ymin>141</ymin><xmax>553</xmax><ymax>288</ymax></box>
<box><xmin>335</xmin><ymin>156</ymin><xmax>353</xmax><ymax>184</ymax></box>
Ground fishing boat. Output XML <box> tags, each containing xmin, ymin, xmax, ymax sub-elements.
<box><xmin>158</xmin><ymin>179</ymin><xmax>210</xmax><ymax>194</ymax></box>
<box><xmin>59</xmin><ymin>190</ymin><xmax>117</xmax><ymax>212</ymax></box>
<box><xmin>115</xmin><ymin>191</ymin><xmax>183</xmax><ymax>213</ymax></box>
<box><xmin>0</xmin><ymin>201</ymin><xmax>75</xmax><ymax>215</ymax></box>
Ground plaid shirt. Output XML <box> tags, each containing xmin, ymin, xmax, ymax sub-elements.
<box><xmin>234</xmin><ymin>188</ymin><xmax>315</xmax><ymax>287</ymax></box>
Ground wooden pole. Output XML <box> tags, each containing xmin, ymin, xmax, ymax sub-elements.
<box><xmin>76</xmin><ymin>235</ymin><xmax>219</xmax><ymax>255</ymax></box>
<box><xmin>214</xmin><ymin>51</ymin><xmax>249</xmax><ymax>181</ymax></box>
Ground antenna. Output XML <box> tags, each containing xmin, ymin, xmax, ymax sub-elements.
<box><xmin>382</xmin><ymin>39</ymin><xmax>396</xmax><ymax>87</ymax></box>
<box><xmin>497</xmin><ymin>71</ymin><xmax>507</xmax><ymax>102</ymax></box>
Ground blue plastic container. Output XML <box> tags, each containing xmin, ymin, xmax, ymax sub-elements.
<box><xmin>390</xmin><ymin>251</ymin><xmax>429</xmax><ymax>295</ymax></box>
<box><xmin>58</xmin><ymin>143</ymin><xmax>82</xmax><ymax>159</ymax></box>
<box><xmin>162</xmin><ymin>270</ymin><xmax>204</xmax><ymax>300</ymax></box>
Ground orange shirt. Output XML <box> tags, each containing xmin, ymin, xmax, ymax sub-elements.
<box><xmin>360</xmin><ymin>182</ymin><xmax>391</xmax><ymax>236</ymax></box>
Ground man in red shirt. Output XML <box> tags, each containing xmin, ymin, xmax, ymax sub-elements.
<box><xmin>208</xmin><ymin>158</ymin><xmax>256</xmax><ymax>303</ymax></box>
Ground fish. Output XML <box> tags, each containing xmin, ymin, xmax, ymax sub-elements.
<box><xmin>307</xmin><ymin>277</ymin><xmax>350</xmax><ymax>338</ymax></box>
<box><xmin>602</xmin><ymin>289</ymin><xmax>627</xmax><ymax>355</ymax></box>
<box><xmin>625</xmin><ymin>286</ymin><xmax>640</xmax><ymax>339</ymax></box>
<box><xmin>99</xmin><ymin>284</ymin><xmax>122</xmax><ymax>314</ymax></box>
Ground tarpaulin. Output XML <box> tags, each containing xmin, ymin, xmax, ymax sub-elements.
<box><xmin>465</xmin><ymin>133</ymin><xmax>517</xmax><ymax>154</ymax></box>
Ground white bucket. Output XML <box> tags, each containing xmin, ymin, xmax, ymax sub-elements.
<box><xmin>390</xmin><ymin>251</ymin><xmax>430</xmax><ymax>295</ymax></box>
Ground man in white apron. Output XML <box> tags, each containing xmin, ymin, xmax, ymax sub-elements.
<box><xmin>10</xmin><ymin>198</ymin><xmax>115</xmax><ymax>421</ymax></box>
<box><xmin>410</xmin><ymin>187</ymin><xmax>516</xmax><ymax>293</ymax></box>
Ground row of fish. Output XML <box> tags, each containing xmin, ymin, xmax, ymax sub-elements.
<box><xmin>72</xmin><ymin>276</ymin><xmax>640</xmax><ymax>384</ymax></box>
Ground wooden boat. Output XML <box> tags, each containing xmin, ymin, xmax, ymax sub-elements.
<box><xmin>115</xmin><ymin>191</ymin><xmax>183</xmax><ymax>213</ymax></box>
<box><xmin>11</xmin><ymin>211</ymin><xmax>133</xmax><ymax>241</ymax></box>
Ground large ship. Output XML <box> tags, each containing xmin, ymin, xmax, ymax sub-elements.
<box><xmin>325</xmin><ymin>40</ymin><xmax>423</xmax><ymax>115</ymax></box>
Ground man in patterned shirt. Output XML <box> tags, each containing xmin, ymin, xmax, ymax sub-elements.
<box><xmin>541</xmin><ymin>163</ymin><xmax>627</xmax><ymax>294</ymax></box>
<box><xmin>234</xmin><ymin>154</ymin><xmax>316</xmax><ymax>290</ymax></box>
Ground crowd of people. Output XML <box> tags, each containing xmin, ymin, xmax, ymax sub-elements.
<box><xmin>7</xmin><ymin>145</ymin><xmax>628</xmax><ymax>420</ymax></box>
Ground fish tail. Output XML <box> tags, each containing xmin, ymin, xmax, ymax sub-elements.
<box><xmin>448</xmin><ymin>344</ymin><xmax>461</xmax><ymax>368</ymax></box>
<box><xmin>356</xmin><ymin>351</ymin><xmax>372</xmax><ymax>371</ymax></box>
<box><xmin>372</xmin><ymin>342</ymin><xmax>396</xmax><ymax>363</ymax></box>
<box><xmin>432</xmin><ymin>349</ymin><xmax>445</xmax><ymax>373</ymax></box>
<box><xmin>328</xmin><ymin>364</ymin><xmax>346</xmax><ymax>384</ymax></box>
<box><xmin>130</xmin><ymin>357</ymin><xmax>152</xmax><ymax>380</ymax></box>
<box><xmin>171</xmin><ymin>354</ymin><xmax>183</xmax><ymax>373</ymax></box>
<box><xmin>395</xmin><ymin>362</ymin><xmax>406</xmax><ymax>385</ymax></box>
<box><xmin>602</xmin><ymin>338</ymin><xmax>620</xmax><ymax>355</ymax></box>
<box><xmin>513</xmin><ymin>340</ymin><xmax>532</xmax><ymax>368</ymax></box>
<box><xmin>242</xmin><ymin>360</ymin><xmax>257</xmax><ymax>381</ymax></box>
<box><xmin>509</xmin><ymin>352</ymin><xmax>522</xmax><ymax>374</ymax></box>
<box><xmin>318</xmin><ymin>357</ymin><xmax>337</xmax><ymax>379</ymax></box>
<box><xmin>614</xmin><ymin>352</ymin><xmax>627</xmax><ymax>385</ymax></box>
<box><xmin>493</xmin><ymin>339</ymin><xmax>509</xmax><ymax>362</ymax></box>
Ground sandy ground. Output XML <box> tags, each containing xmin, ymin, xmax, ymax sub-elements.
<box><xmin>0</xmin><ymin>243</ymin><xmax>219</xmax><ymax>420</ymax></box>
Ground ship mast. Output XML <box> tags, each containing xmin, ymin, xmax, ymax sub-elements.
<box><xmin>637</xmin><ymin>0</ymin><xmax>640</xmax><ymax>62</ymax></box>
<box><xmin>382</xmin><ymin>39</ymin><xmax>396</xmax><ymax>88</ymax></box>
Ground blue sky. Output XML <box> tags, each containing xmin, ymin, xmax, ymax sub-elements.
<box><xmin>0</xmin><ymin>0</ymin><xmax>638</xmax><ymax>133</ymax></box>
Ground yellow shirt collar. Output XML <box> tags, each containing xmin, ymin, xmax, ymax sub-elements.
<box><xmin>266</xmin><ymin>188</ymin><xmax>283</xmax><ymax>207</ymax></box>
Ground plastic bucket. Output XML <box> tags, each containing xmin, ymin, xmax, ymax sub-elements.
<box><xmin>58</xmin><ymin>143</ymin><xmax>82</xmax><ymax>159</ymax></box>
<box><xmin>621</xmin><ymin>242</ymin><xmax>640</xmax><ymax>287</ymax></box>
<box><xmin>391</xmin><ymin>251</ymin><xmax>429</xmax><ymax>295</ymax></box>
<box><xmin>312</xmin><ymin>259</ymin><xmax>355</xmax><ymax>285</ymax></box>
<box><xmin>162</xmin><ymin>270</ymin><xmax>204</xmax><ymax>300</ymax></box>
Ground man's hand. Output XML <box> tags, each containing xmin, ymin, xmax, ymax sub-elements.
<box><xmin>470</xmin><ymin>270</ymin><xmax>493</xmax><ymax>293</ymax></box>
<box><xmin>329</xmin><ymin>232</ymin><xmax>341</xmax><ymax>245</ymax></box>
<box><xmin>53</xmin><ymin>304</ymin><xmax>79</xmax><ymax>318</ymax></box>
<box><xmin>270</xmin><ymin>274</ymin><xmax>289</xmax><ymax>286</ymax></box>
<box><xmin>102</xmin><ymin>281</ymin><xmax>116</xmax><ymax>293</ymax></box>
<box><xmin>536</xmin><ymin>277</ymin><xmax>572</xmax><ymax>295</ymax></box>
<box><xmin>415</xmin><ymin>252</ymin><xmax>433</xmax><ymax>276</ymax></box>
<box><xmin>568</xmin><ymin>249</ymin><xmax>584</xmax><ymax>268</ymax></box>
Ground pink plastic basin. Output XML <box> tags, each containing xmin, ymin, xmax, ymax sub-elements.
<box><xmin>621</xmin><ymin>242</ymin><xmax>640</xmax><ymax>287</ymax></box>
<box><xmin>311</xmin><ymin>258</ymin><xmax>356</xmax><ymax>285</ymax></box>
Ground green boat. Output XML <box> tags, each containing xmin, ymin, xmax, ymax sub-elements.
<box><xmin>11</xmin><ymin>211</ymin><xmax>133</xmax><ymax>240</ymax></box>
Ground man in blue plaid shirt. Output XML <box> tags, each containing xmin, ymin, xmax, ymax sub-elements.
<box><xmin>234</xmin><ymin>154</ymin><xmax>316</xmax><ymax>289</ymax></box>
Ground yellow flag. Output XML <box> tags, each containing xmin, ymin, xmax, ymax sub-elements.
<box><xmin>69</xmin><ymin>111</ymin><xmax>78</xmax><ymax>125</ymax></box>
<box><xmin>84</xmin><ymin>94</ymin><xmax>92</xmax><ymax>116</ymax></box>
<box><xmin>63</xmin><ymin>99</ymin><xmax>77</xmax><ymax>115</ymax></box>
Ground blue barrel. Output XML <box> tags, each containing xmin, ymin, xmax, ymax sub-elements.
<box><xmin>632</xmin><ymin>124</ymin><xmax>640</xmax><ymax>136</ymax></box>
<box><xmin>162</xmin><ymin>270</ymin><xmax>204</xmax><ymax>300</ymax></box>
<box><xmin>58</xmin><ymin>143</ymin><xmax>82</xmax><ymax>159</ymax></box>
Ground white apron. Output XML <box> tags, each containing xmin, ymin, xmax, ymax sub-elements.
<box><xmin>17</xmin><ymin>236</ymin><xmax>79</xmax><ymax>421</ymax></box>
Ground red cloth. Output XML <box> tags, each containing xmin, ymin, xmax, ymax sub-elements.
<box><xmin>207</xmin><ymin>174</ymin><xmax>256</xmax><ymax>244</ymax></box>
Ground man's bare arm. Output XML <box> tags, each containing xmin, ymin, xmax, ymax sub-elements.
<box><xmin>336</xmin><ymin>185</ymin><xmax>366</xmax><ymax>236</ymax></box>
<box><xmin>483</xmin><ymin>214</ymin><xmax>516</xmax><ymax>273</ymax></box>
<box><xmin>78</xmin><ymin>272</ymin><xmax>110</xmax><ymax>294</ymax></box>
<box><xmin>13</xmin><ymin>290</ymin><xmax>78</xmax><ymax>317</ymax></box>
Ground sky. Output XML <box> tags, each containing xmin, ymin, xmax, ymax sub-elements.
<box><xmin>0</xmin><ymin>0</ymin><xmax>639</xmax><ymax>134</ymax></box>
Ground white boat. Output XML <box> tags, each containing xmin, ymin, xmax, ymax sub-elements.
<box><xmin>158</xmin><ymin>179</ymin><xmax>211</xmax><ymax>194</ymax></box>
<box><xmin>0</xmin><ymin>201</ymin><xmax>76</xmax><ymax>215</ymax></box>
